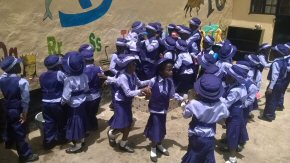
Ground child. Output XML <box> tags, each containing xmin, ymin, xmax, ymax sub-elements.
<box><xmin>200</xmin><ymin>35</ymin><xmax>215</xmax><ymax>55</ymax></box>
<box><xmin>259</xmin><ymin>44</ymin><xmax>289</xmax><ymax>122</ymax></box>
<box><xmin>0</xmin><ymin>56</ymin><xmax>39</xmax><ymax>162</ymax></box>
<box><xmin>174</xmin><ymin>39</ymin><xmax>195</xmax><ymax>95</ymax></box>
<box><xmin>144</xmin><ymin>58</ymin><xmax>178</xmax><ymax>162</ymax></box>
<box><xmin>79</xmin><ymin>44</ymin><xmax>104</xmax><ymax>131</ymax></box>
<box><xmin>244</xmin><ymin>54</ymin><xmax>262</xmax><ymax>110</ymax></box>
<box><xmin>126</xmin><ymin>22</ymin><xmax>144</xmax><ymax>56</ymax></box>
<box><xmin>109</xmin><ymin>38</ymin><xmax>128</xmax><ymax>109</ymax></box>
<box><xmin>215</xmin><ymin>41</ymin><xmax>236</xmax><ymax>73</ymax></box>
<box><xmin>188</xmin><ymin>17</ymin><xmax>202</xmax><ymax>52</ymax></box>
<box><xmin>39</xmin><ymin>55</ymin><xmax>67</xmax><ymax>149</ymax></box>
<box><xmin>61</xmin><ymin>51</ymin><xmax>89</xmax><ymax>153</ymax></box>
<box><xmin>257</xmin><ymin>43</ymin><xmax>271</xmax><ymax>68</ymax></box>
<box><xmin>277</xmin><ymin>43</ymin><xmax>290</xmax><ymax>111</ymax></box>
<box><xmin>235</xmin><ymin>61</ymin><xmax>258</xmax><ymax>151</ymax></box>
<box><xmin>167</xmin><ymin>24</ymin><xmax>178</xmax><ymax>38</ymax></box>
<box><xmin>181</xmin><ymin>74</ymin><xmax>229</xmax><ymax>163</ymax></box>
<box><xmin>197</xmin><ymin>52</ymin><xmax>217</xmax><ymax>78</ymax></box>
<box><xmin>162</xmin><ymin>36</ymin><xmax>177</xmax><ymax>62</ymax></box>
<box><xmin>221</xmin><ymin>65</ymin><xmax>248</xmax><ymax>163</ymax></box>
<box><xmin>107</xmin><ymin>55</ymin><xmax>150</xmax><ymax>153</ymax></box>
<box><xmin>139</xmin><ymin>23</ymin><xmax>160</xmax><ymax>80</ymax></box>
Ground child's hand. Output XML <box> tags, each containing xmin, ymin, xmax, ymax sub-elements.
<box><xmin>19</xmin><ymin>112</ymin><xmax>27</xmax><ymax>124</ymax></box>
<box><xmin>141</xmin><ymin>87</ymin><xmax>151</xmax><ymax>97</ymax></box>
<box><xmin>98</xmin><ymin>73</ymin><xmax>107</xmax><ymax>80</ymax></box>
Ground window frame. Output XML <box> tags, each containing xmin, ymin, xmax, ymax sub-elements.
<box><xmin>249</xmin><ymin>0</ymin><xmax>278</xmax><ymax>15</ymax></box>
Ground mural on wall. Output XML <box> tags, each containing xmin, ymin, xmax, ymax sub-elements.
<box><xmin>20</xmin><ymin>54</ymin><xmax>37</xmax><ymax>79</ymax></box>
<box><xmin>0</xmin><ymin>42</ymin><xmax>18</xmax><ymax>59</ymax></box>
<box><xmin>43</xmin><ymin>0</ymin><xmax>113</xmax><ymax>27</ymax></box>
<box><xmin>184</xmin><ymin>0</ymin><xmax>227</xmax><ymax>18</ymax></box>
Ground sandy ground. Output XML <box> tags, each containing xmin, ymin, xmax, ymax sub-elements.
<box><xmin>1</xmin><ymin>70</ymin><xmax>290</xmax><ymax>163</ymax></box>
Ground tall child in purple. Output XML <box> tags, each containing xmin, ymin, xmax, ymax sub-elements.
<box><xmin>39</xmin><ymin>55</ymin><xmax>67</xmax><ymax>150</ymax></box>
<box><xmin>0</xmin><ymin>56</ymin><xmax>39</xmax><ymax>162</ymax></box>
<box><xmin>259</xmin><ymin>44</ymin><xmax>288</xmax><ymax>122</ymax></box>
<box><xmin>182</xmin><ymin>74</ymin><xmax>229</xmax><ymax>163</ymax></box>
<box><xmin>107</xmin><ymin>55</ymin><xmax>150</xmax><ymax>153</ymax></box>
<box><xmin>109</xmin><ymin>38</ymin><xmax>128</xmax><ymax>110</ymax></box>
<box><xmin>221</xmin><ymin>65</ymin><xmax>248</xmax><ymax>163</ymax></box>
<box><xmin>79</xmin><ymin>44</ymin><xmax>104</xmax><ymax>131</ymax></box>
<box><xmin>61</xmin><ymin>52</ymin><xmax>89</xmax><ymax>153</ymax></box>
<box><xmin>144</xmin><ymin>58</ymin><xmax>180</xmax><ymax>162</ymax></box>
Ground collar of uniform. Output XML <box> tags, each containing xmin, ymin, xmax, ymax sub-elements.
<box><xmin>86</xmin><ymin>64</ymin><xmax>94</xmax><ymax>68</ymax></box>
<box><xmin>274</xmin><ymin>56</ymin><xmax>285</xmax><ymax>62</ymax></box>
<box><xmin>191</xmin><ymin>29</ymin><xmax>199</xmax><ymax>35</ymax></box>
<box><xmin>6</xmin><ymin>73</ymin><xmax>18</xmax><ymax>77</ymax></box>
<box><xmin>158</xmin><ymin>76</ymin><xmax>166</xmax><ymax>83</ymax></box>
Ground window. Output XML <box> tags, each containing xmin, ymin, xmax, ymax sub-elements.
<box><xmin>250</xmin><ymin>0</ymin><xmax>278</xmax><ymax>15</ymax></box>
<box><xmin>278</xmin><ymin>0</ymin><xmax>290</xmax><ymax>15</ymax></box>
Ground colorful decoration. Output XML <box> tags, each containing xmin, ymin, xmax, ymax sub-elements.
<box><xmin>47</xmin><ymin>36</ymin><xmax>62</xmax><ymax>55</ymax></box>
<box><xmin>20</xmin><ymin>53</ymin><xmax>37</xmax><ymax>79</ymax></box>
<box><xmin>89</xmin><ymin>33</ymin><xmax>102</xmax><ymax>52</ymax></box>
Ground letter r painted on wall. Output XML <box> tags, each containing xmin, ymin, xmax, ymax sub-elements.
<box><xmin>59</xmin><ymin>0</ymin><xmax>113</xmax><ymax>27</ymax></box>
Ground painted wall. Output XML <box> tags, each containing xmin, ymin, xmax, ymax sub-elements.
<box><xmin>231</xmin><ymin>0</ymin><xmax>275</xmax><ymax>44</ymax></box>
<box><xmin>0</xmin><ymin>0</ymin><xmax>233</xmax><ymax>75</ymax></box>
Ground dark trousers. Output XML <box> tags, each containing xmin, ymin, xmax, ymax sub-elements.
<box><xmin>263</xmin><ymin>82</ymin><xmax>283</xmax><ymax>120</ymax></box>
<box><xmin>4</xmin><ymin>108</ymin><xmax>32</xmax><ymax>158</ymax></box>
<box><xmin>42</xmin><ymin>102</ymin><xmax>66</xmax><ymax>146</ymax></box>
<box><xmin>86</xmin><ymin>98</ymin><xmax>101</xmax><ymax>130</ymax></box>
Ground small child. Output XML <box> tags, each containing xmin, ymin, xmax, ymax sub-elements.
<box><xmin>244</xmin><ymin>54</ymin><xmax>262</xmax><ymax>110</ymax></box>
<box><xmin>144</xmin><ymin>58</ymin><xmax>179</xmax><ymax>162</ymax></box>
<box><xmin>181</xmin><ymin>74</ymin><xmax>229</xmax><ymax>163</ymax></box>
<box><xmin>215</xmin><ymin>41</ymin><xmax>236</xmax><ymax>73</ymax></box>
<box><xmin>107</xmin><ymin>55</ymin><xmax>150</xmax><ymax>153</ymax></box>
<box><xmin>0</xmin><ymin>56</ymin><xmax>39</xmax><ymax>162</ymax></box>
<box><xmin>39</xmin><ymin>55</ymin><xmax>67</xmax><ymax>149</ymax></box>
<box><xmin>79</xmin><ymin>44</ymin><xmax>104</xmax><ymax>131</ymax></box>
<box><xmin>188</xmin><ymin>17</ymin><xmax>202</xmax><ymax>52</ymax></box>
<box><xmin>197</xmin><ymin>52</ymin><xmax>217</xmax><ymax>78</ymax></box>
<box><xmin>162</xmin><ymin>36</ymin><xmax>177</xmax><ymax>62</ymax></box>
<box><xmin>109</xmin><ymin>38</ymin><xmax>128</xmax><ymax>110</ymax></box>
<box><xmin>200</xmin><ymin>35</ymin><xmax>215</xmax><ymax>55</ymax></box>
<box><xmin>174</xmin><ymin>39</ymin><xmax>195</xmax><ymax>95</ymax></box>
<box><xmin>61</xmin><ymin>51</ymin><xmax>89</xmax><ymax>153</ymax></box>
<box><xmin>277</xmin><ymin>43</ymin><xmax>290</xmax><ymax>111</ymax></box>
<box><xmin>139</xmin><ymin>23</ymin><xmax>160</xmax><ymax>80</ymax></box>
<box><xmin>259</xmin><ymin>44</ymin><xmax>289</xmax><ymax>122</ymax></box>
<box><xmin>221</xmin><ymin>65</ymin><xmax>248</xmax><ymax>163</ymax></box>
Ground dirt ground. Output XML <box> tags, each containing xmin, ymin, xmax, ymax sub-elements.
<box><xmin>1</xmin><ymin>70</ymin><xmax>290</xmax><ymax>163</ymax></box>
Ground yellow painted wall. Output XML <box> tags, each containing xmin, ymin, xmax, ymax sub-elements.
<box><xmin>231</xmin><ymin>0</ymin><xmax>275</xmax><ymax>44</ymax></box>
<box><xmin>0</xmin><ymin>0</ymin><xmax>233</xmax><ymax>75</ymax></box>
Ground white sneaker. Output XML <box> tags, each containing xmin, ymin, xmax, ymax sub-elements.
<box><xmin>225</xmin><ymin>157</ymin><xmax>237</xmax><ymax>163</ymax></box>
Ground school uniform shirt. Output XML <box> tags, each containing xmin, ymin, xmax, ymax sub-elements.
<box><xmin>174</xmin><ymin>52</ymin><xmax>194</xmax><ymax>74</ymax></box>
<box><xmin>258</xmin><ymin>54</ymin><xmax>271</xmax><ymax>68</ymax></box>
<box><xmin>243</xmin><ymin>79</ymin><xmax>259</xmax><ymax>108</ymax></box>
<box><xmin>164</xmin><ymin>51</ymin><xmax>177</xmax><ymax>62</ymax></box>
<box><xmin>183</xmin><ymin>100</ymin><xmax>229</xmax><ymax>137</ymax></box>
<box><xmin>216</xmin><ymin>60</ymin><xmax>232</xmax><ymax>74</ymax></box>
<box><xmin>84</xmin><ymin>64</ymin><xmax>104</xmax><ymax>101</ymax></box>
<box><xmin>126</xmin><ymin>32</ymin><xmax>139</xmax><ymax>53</ymax></box>
<box><xmin>285</xmin><ymin>55</ymin><xmax>290</xmax><ymax>72</ymax></box>
<box><xmin>61</xmin><ymin>73</ymin><xmax>89</xmax><ymax>108</ymax></box>
<box><xmin>109</xmin><ymin>53</ymin><xmax>118</xmax><ymax>75</ymax></box>
<box><xmin>248</xmin><ymin>68</ymin><xmax>262</xmax><ymax>90</ymax></box>
<box><xmin>186</xmin><ymin>39</ymin><xmax>199</xmax><ymax>58</ymax></box>
<box><xmin>268</xmin><ymin>57</ymin><xmax>287</xmax><ymax>89</ymax></box>
<box><xmin>220</xmin><ymin>84</ymin><xmax>247</xmax><ymax>109</ymax></box>
<box><xmin>115</xmin><ymin>72</ymin><xmax>150</xmax><ymax>101</ymax></box>
<box><xmin>40</xmin><ymin>70</ymin><xmax>66</xmax><ymax>103</ymax></box>
<box><xmin>0</xmin><ymin>73</ymin><xmax>30</xmax><ymax>113</ymax></box>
